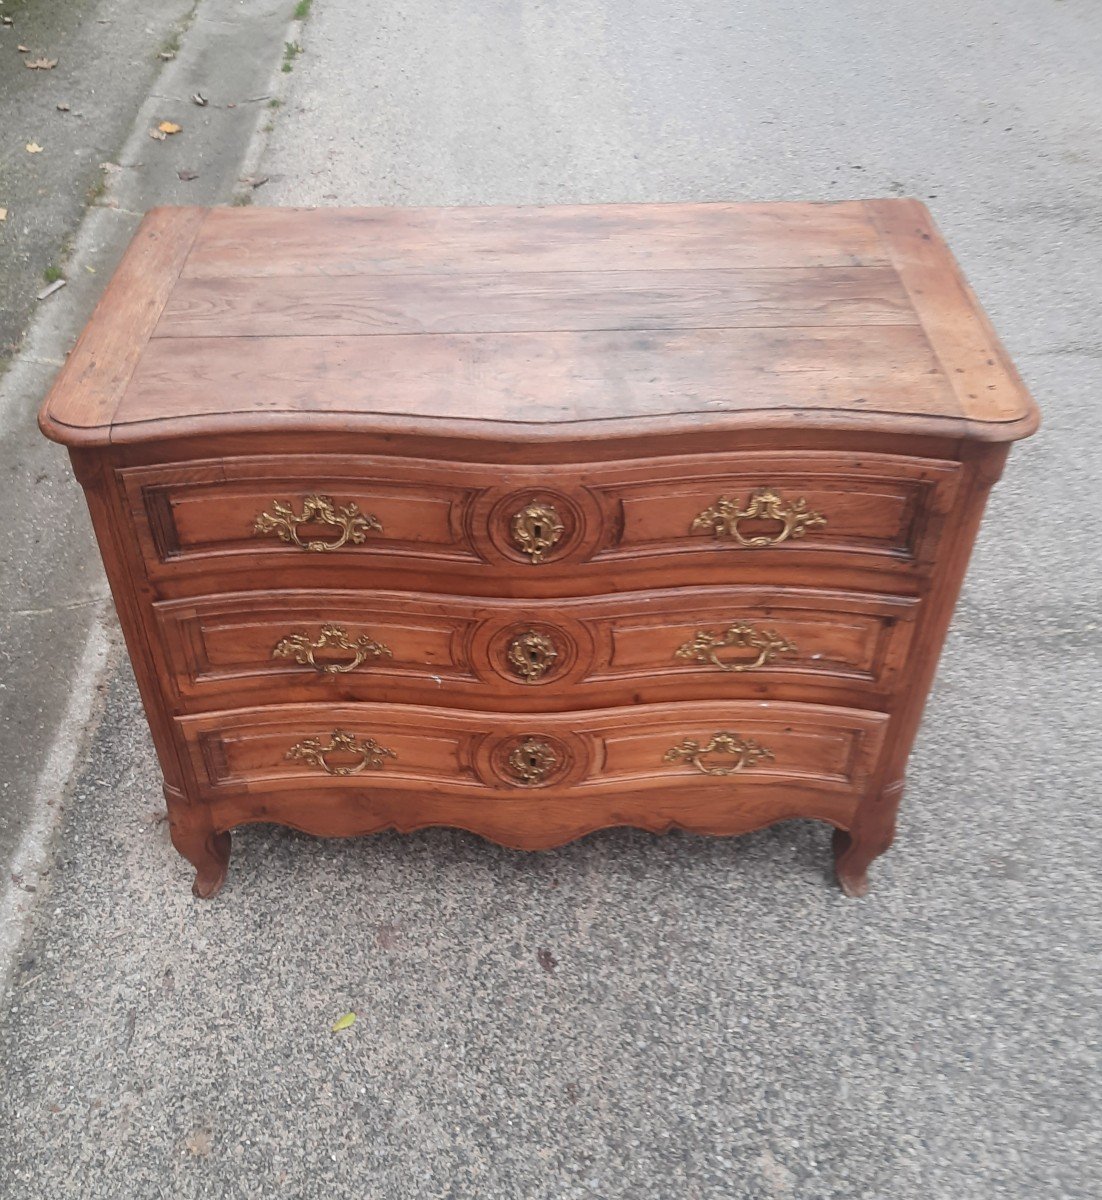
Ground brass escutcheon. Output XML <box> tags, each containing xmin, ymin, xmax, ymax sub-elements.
<box><xmin>253</xmin><ymin>494</ymin><xmax>382</xmax><ymax>552</ymax></box>
<box><xmin>663</xmin><ymin>731</ymin><xmax>774</xmax><ymax>777</ymax></box>
<box><xmin>506</xmin><ymin>737</ymin><xmax>559</xmax><ymax>786</ymax></box>
<box><xmin>285</xmin><ymin>728</ymin><xmax>397</xmax><ymax>777</ymax></box>
<box><xmin>675</xmin><ymin>623</ymin><xmax>797</xmax><ymax>673</ymax></box>
<box><xmin>505</xmin><ymin>630</ymin><xmax>559</xmax><ymax>682</ymax></box>
<box><xmin>691</xmin><ymin>488</ymin><xmax>826</xmax><ymax>548</ymax></box>
<box><xmin>510</xmin><ymin>500</ymin><xmax>565</xmax><ymax>564</ymax></box>
<box><xmin>272</xmin><ymin>623</ymin><xmax>392</xmax><ymax>675</ymax></box>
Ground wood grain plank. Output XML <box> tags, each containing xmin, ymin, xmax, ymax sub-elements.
<box><xmin>155</xmin><ymin>266</ymin><xmax>917</xmax><ymax>339</ymax></box>
<box><xmin>180</xmin><ymin>201</ymin><xmax>889</xmax><ymax>278</ymax></box>
<box><xmin>38</xmin><ymin>207</ymin><xmax>208</xmax><ymax>439</ymax></box>
<box><xmin>119</xmin><ymin>325</ymin><xmax>957</xmax><ymax>428</ymax></box>
<box><xmin>864</xmin><ymin>199</ymin><xmax>1039</xmax><ymax>429</ymax></box>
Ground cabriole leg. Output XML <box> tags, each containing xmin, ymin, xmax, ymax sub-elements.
<box><xmin>167</xmin><ymin>792</ymin><xmax>231</xmax><ymax>899</ymax></box>
<box><xmin>833</xmin><ymin>781</ymin><xmax>903</xmax><ymax>898</ymax></box>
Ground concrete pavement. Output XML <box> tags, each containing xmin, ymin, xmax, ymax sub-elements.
<box><xmin>0</xmin><ymin>0</ymin><xmax>194</xmax><ymax>975</ymax></box>
<box><xmin>0</xmin><ymin>0</ymin><xmax>304</xmax><ymax>965</ymax></box>
<box><xmin>2</xmin><ymin>1</ymin><xmax>1101</xmax><ymax>1196</ymax></box>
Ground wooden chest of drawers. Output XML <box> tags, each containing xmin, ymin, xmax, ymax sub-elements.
<box><xmin>40</xmin><ymin>200</ymin><xmax>1038</xmax><ymax>898</ymax></box>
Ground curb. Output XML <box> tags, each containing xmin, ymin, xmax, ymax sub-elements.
<box><xmin>0</xmin><ymin>0</ymin><xmax>306</xmax><ymax>989</ymax></box>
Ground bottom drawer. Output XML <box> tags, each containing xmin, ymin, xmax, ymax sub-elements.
<box><xmin>178</xmin><ymin>701</ymin><xmax>887</xmax><ymax>849</ymax></box>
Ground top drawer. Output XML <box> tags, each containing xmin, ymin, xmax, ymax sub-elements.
<box><xmin>119</xmin><ymin>451</ymin><xmax>961</xmax><ymax>595</ymax></box>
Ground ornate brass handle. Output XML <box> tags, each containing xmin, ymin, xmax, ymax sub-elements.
<box><xmin>511</xmin><ymin>500</ymin><xmax>564</xmax><ymax>564</ymax></box>
<box><xmin>663</xmin><ymin>731</ymin><xmax>774</xmax><ymax>777</ymax></box>
<box><xmin>675</xmin><ymin>623</ymin><xmax>796</xmax><ymax>673</ymax></box>
<box><xmin>272</xmin><ymin>624</ymin><xmax>392</xmax><ymax>675</ymax></box>
<box><xmin>506</xmin><ymin>630</ymin><xmax>559</xmax><ymax>682</ymax></box>
<box><xmin>253</xmin><ymin>494</ymin><xmax>382</xmax><ymax>552</ymax></box>
<box><xmin>285</xmin><ymin>728</ymin><xmax>397</xmax><ymax>777</ymax></box>
<box><xmin>691</xmin><ymin>488</ymin><xmax>826</xmax><ymax>547</ymax></box>
<box><xmin>506</xmin><ymin>737</ymin><xmax>559</xmax><ymax>785</ymax></box>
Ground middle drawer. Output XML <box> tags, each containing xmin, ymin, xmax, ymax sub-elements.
<box><xmin>153</xmin><ymin>585</ymin><xmax>918</xmax><ymax>714</ymax></box>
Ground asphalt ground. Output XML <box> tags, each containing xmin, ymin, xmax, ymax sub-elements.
<box><xmin>0</xmin><ymin>0</ymin><xmax>194</xmax><ymax>367</ymax></box>
<box><xmin>0</xmin><ymin>0</ymin><xmax>194</xmax><ymax>971</ymax></box>
<box><xmin>0</xmin><ymin>0</ymin><xmax>299</xmax><ymax>966</ymax></box>
<box><xmin>2</xmin><ymin>1</ymin><xmax>1101</xmax><ymax>1197</ymax></box>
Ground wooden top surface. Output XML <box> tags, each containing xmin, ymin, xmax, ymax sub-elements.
<box><xmin>40</xmin><ymin>200</ymin><xmax>1039</xmax><ymax>448</ymax></box>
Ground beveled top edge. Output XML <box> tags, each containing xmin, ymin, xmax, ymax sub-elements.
<box><xmin>862</xmin><ymin>199</ymin><xmax>1039</xmax><ymax>434</ymax></box>
<box><xmin>39</xmin><ymin>206</ymin><xmax>208</xmax><ymax>445</ymax></box>
<box><xmin>42</xmin><ymin>403</ymin><xmax>1039</xmax><ymax>453</ymax></box>
<box><xmin>38</xmin><ymin>199</ymin><xmax>1040</xmax><ymax>448</ymax></box>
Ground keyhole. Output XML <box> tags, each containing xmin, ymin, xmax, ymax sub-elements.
<box><xmin>532</xmin><ymin>520</ymin><xmax>544</xmax><ymax>540</ymax></box>
<box><xmin>527</xmin><ymin>647</ymin><xmax>540</xmax><ymax>666</ymax></box>
<box><xmin>525</xmin><ymin>751</ymin><xmax>539</xmax><ymax>768</ymax></box>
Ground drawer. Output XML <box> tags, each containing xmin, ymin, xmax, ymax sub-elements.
<box><xmin>122</xmin><ymin>455</ymin><xmax>483</xmax><ymax>579</ymax></box>
<box><xmin>592</xmin><ymin>452</ymin><xmax>959</xmax><ymax>577</ymax></box>
<box><xmin>121</xmin><ymin>451</ymin><xmax>960</xmax><ymax>596</ymax></box>
<box><xmin>154</xmin><ymin>586</ymin><xmax>918</xmax><ymax>713</ymax></box>
<box><xmin>177</xmin><ymin>700</ymin><xmax>888</xmax><ymax>848</ymax></box>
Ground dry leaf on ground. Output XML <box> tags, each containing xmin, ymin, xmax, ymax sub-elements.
<box><xmin>17</xmin><ymin>44</ymin><xmax>29</xmax><ymax>53</ymax></box>
<box><xmin>148</xmin><ymin>128</ymin><xmax>166</xmax><ymax>140</ymax></box>
<box><xmin>157</xmin><ymin>50</ymin><xmax>175</xmax><ymax>61</ymax></box>
<box><xmin>26</xmin><ymin>142</ymin><xmax>43</xmax><ymax>153</ymax></box>
<box><xmin>157</xmin><ymin>121</ymin><xmax>182</xmax><ymax>135</ymax></box>
<box><xmin>191</xmin><ymin>92</ymin><xmax>207</xmax><ymax>106</ymax></box>
<box><xmin>0</xmin><ymin>208</ymin><xmax>7</xmax><ymax>222</ymax></box>
<box><xmin>331</xmin><ymin>1012</ymin><xmax>356</xmax><ymax>1032</ymax></box>
<box><xmin>56</xmin><ymin>102</ymin><xmax>70</xmax><ymax>112</ymax></box>
<box><xmin>25</xmin><ymin>57</ymin><xmax>58</xmax><ymax>69</ymax></box>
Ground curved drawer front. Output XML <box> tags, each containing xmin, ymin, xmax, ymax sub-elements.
<box><xmin>177</xmin><ymin>701</ymin><xmax>887</xmax><ymax>848</ymax></box>
<box><xmin>122</xmin><ymin>450</ymin><xmax>959</xmax><ymax>595</ymax></box>
<box><xmin>154</xmin><ymin>586</ymin><xmax>918</xmax><ymax>712</ymax></box>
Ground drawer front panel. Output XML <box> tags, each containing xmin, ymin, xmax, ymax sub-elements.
<box><xmin>122</xmin><ymin>456</ymin><xmax>482</xmax><ymax>571</ymax></box>
<box><xmin>122</xmin><ymin>451</ymin><xmax>959</xmax><ymax>594</ymax></box>
<box><xmin>177</xmin><ymin>701</ymin><xmax>887</xmax><ymax>848</ymax></box>
<box><xmin>595</xmin><ymin>454</ymin><xmax>958</xmax><ymax>570</ymax></box>
<box><xmin>154</xmin><ymin>587</ymin><xmax>918</xmax><ymax>712</ymax></box>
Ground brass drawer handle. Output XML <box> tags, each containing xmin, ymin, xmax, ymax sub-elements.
<box><xmin>675</xmin><ymin>623</ymin><xmax>796</xmax><ymax>673</ymax></box>
<box><xmin>506</xmin><ymin>630</ymin><xmax>559</xmax><ymax>682</ymax></box>
<box><xmin>664</xmin><ymin>731</ymin><xmax>774</xmax><ymax>777</ymax></box>
<box><xmin>272</xmin><ymin>623</ymin><xmax>392</xmax><ymax>675</ymax></box>
<box><xmin>253</xmin><ymin>493</ymin><xmax>381</xmax><ymax>552</ymax></box>
<box><xmin>511</xmin><ymin>500</ymin><xmax>564</xmax><ymax>563</ymax></box>
<box><xmin>286</xmin><ymin>728</ymin><xmax>397</xmax><ymax>776</ymax></box>
<box><xmin>691</xmin><ymin>488</ymin><xmax>826</xmax><ymax>547</ymax></box>
<box><xmin>507</xmin><ymin>737</ymin><xmax>559</xmax><ymax>785</ymax></box>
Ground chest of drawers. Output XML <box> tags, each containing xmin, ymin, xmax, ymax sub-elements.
<box><xmin>40</xmin><ymin>200</ymin><xmax>1038</xmax><ymax>898</ymax></box>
